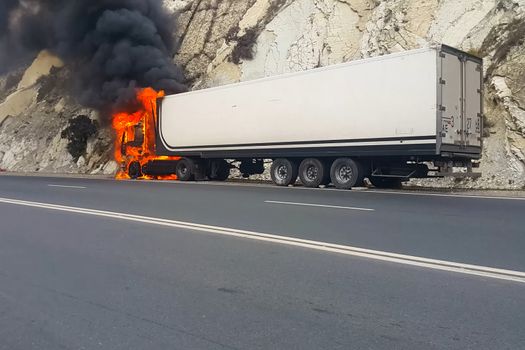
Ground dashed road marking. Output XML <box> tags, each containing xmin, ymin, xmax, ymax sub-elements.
<box><xmin>265</xmin><ymin>200</ymin><xmax>375</xmax><ymax>212</ymax></box>
<box><xmin>47</xmin><ymin>184</ymin><xmax>87</xmax><ymax>189</ymax></box>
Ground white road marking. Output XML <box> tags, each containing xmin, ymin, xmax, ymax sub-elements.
<box><xmin>0</xmin><ymin>197</ymin><xmax>524</xmax><ymax>284</ymax></box>
<box><xmin>47</xmin><ymin>184</ymin><xmax>87</xmax><ymax>189</ymax></box>
<box><xmin>265</xmin><ymin>200</ymin><xmax>375</xmax><ymax>212</ymax></box>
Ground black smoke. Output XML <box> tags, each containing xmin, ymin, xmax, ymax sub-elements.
<box><xmin>0</xmin><ymin>0</ymin><xmax>186</xmax><ymax>114</ymax></box>
<box><xmin>0</xmin><ymin>0</ymin><xmax>17</xmax><ymax>34</ymax></box>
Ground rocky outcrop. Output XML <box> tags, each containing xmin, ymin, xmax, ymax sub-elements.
<box><xmin>0</xmin><ymin>52</ymin><xmax>116</xmax><ymax>174</ymax></box>
<box><xmin>1</xmin><ymin>0</ymin><xmax>524</xmax><ymax>188</ymax></box>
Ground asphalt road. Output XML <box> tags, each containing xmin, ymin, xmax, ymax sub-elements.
<box><xmin>0</xmin><ymin>174</ymin><xmax>524</xmax><ymax>349</ymax></box>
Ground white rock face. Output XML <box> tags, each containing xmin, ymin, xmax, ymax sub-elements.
<box><xmin>17</xmin><ymin>50</ymin><xmax>64</xmax><ymax>90</ymax></box>
<box><xmin>0</xmin><ymin>51</ymin><xmax>63</xmax><ymax>125</ymax></box>
<box><xmin>163</xmin><ymin>0</ymin><xmax>193</xmax><ymax>12</ymax></box>
<box><xmin>241</xmin><ymin>0</ymin><xmax>368</xmax><ymax>80</ymax></box>
<box><xmin>1</xmin><ymin>0</ymin><xmax>524</xmax><ymax>188</ymax></box>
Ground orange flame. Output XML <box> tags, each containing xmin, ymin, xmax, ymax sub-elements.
<box><xmin>113</xmin><ymin>87</ymin><xmax>180</xmax><ymax>180</ymax></box>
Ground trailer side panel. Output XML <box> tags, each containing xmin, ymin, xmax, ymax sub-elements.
<box><xmin>158</xmin><ymin>48</ymin><xmax>439</xmax><ymax>157</ymax></box>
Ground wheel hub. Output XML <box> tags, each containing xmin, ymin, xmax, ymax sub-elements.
<box><xmin>277</xmin><ymin>165</ymin><xmax>288</xmax><ymax>179</ymax></box>
<box><xmin>306</xmin><ymin>165</ymin><xmax>318</xmax><ymax>181</ymax></box>
<box><xmin>337</xmin><ymin>165</ymin><xmax>353</xmax><ymax>182</ymax></box>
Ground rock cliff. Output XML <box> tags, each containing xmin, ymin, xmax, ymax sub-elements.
<box><xmin>1</xmin><ymin>0</ymin><xmax>524</xmax><ymax>188</ymax></box>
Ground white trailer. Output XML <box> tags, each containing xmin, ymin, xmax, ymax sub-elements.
<box><xmin>151</xmin><ymin>44</ymin><xmax>483</xmax><ymax>188</ymax></box>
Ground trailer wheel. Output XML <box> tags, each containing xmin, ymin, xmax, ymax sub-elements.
<box><xmin>128</xmin><ymin>161</ymin><xmax>142</xmax><ymax>179</ymax></box>
<box><xmin>208</xmin><ymin>159</ymin><xmax>230</xmax><ymax>181</ymax></box>
<box><xmin>175</xmin><ymin>158</ymin><xmax>194</xmax><ymax>181</ymax></box>
<box><xmin>299</xmin><ymin>158</ymin><xmax>328</xmax><ymax>188</ymax></box>
<box><xmin>330</xmin><ymin>158</ymin><xmax>363</xmax><ymax>189</ymax></box>
<box><xmin>271</xmin><ymin>158</ymin><xmax>298</xmax><ymax>186</ymax></box>
<box><xmin>370</xmin><ymin>177</ymin><xmax>403</xmax><ymax>189</ymax></box>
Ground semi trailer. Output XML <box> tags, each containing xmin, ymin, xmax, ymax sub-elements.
<box><xmin>120</xmin><ymin>44</ymin><xmax>483</xmax><ymax>189</ymax></box>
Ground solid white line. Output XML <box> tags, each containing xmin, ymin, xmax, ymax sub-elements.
<box><xmin>265</xmin><ymin>200</ymin><xmax>375</xmax><ymax>212</ymax></box>
<box><xmin>47</xmin><ymin>184</ymin><xmax>87</xmax><ymax>189</ymax></box>
<box><xmin>0</xmin><ymin>196</ymin><xmax>524</xmax><ymax>284</ymax></box>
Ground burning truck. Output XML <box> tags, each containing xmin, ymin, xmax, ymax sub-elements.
<box><xmin>113</xmin><ymin>88</ymin><xmax>181</xmax><ymax>180</ymax></box>
<box><xmin>114</xmin><ymin>45</ymin><xmax>483</xmax><ymax>189</ymax></box>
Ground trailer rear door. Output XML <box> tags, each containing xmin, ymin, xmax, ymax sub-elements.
<box><xmin>464</xmin><ymin>60</ymin><xmax>482</xmax><ymax>148</ymax></box>
<box><xmin>440</xmin><ymin>52</ymin><xmax>462</xmax><ymax>146</ymax></box>
<box><xmin>439</xmin><ymin>47</ymin><xmax>483</xmax><ymax>151</ymax></box>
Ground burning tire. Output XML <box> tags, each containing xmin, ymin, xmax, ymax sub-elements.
<box><xmin>271</xmin><ymin>158</ymin><xmax>298</xmax><ymax>186</ymax></box>
<box><xmin>175</xmin><ymin>158</ymin><xmax>195</xmax><ymax>181</ymax></box>
<box><xmin>128</xmin><ymin>161</ymin><xmax>143</xmax><ymax>179</ymax></box>
<box><xmin>299</xmin><ymin>158</ymin><xmax>329</xmax><ymax>188</ymax></box>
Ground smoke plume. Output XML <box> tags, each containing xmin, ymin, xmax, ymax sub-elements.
<box><xmin>0</xmin><ymin>0</ymin><xmax>186</xmax><ymax>114</ymax></box>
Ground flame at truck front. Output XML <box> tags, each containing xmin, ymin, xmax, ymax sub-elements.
<box><xmin>112</xmin><ymin>88</ymin><xmax>180</xmax><ymax>180</ymax></box>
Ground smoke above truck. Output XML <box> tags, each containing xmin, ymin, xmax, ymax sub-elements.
<box><xmin>0</xmin><ymin>0</ymin><xmax>186</xmax><ymax>114</ymax></box>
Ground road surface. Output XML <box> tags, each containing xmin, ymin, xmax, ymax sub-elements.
<box><xmin>0</xmin><ymin>174</ymin><xmax>524</xmax><ymax>349</ymax></box>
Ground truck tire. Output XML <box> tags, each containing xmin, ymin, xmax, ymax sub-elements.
<box><xmin>370</xmin><ymin>177</ymin><xmax>403</xmax><ymax>189</ymax></box>
<box><xmin>330</xmin><ymin>158</ymin><xmax>362</xmax><ymax>189</ymax></box>
<box><xmin>175</xmin><ymin>158</ymin><xmax>194</xmax><ymax>181</ymax></box>
<box><xmin>128</xmin><ymin>161</ymin><xmax>142</xmax><ymax>179</ymax></box>
<box><xmin>299</xmin><ymin>158</ymin><xmax>329</xmax><ymax>188</ymax></box>
<box><xmin>271</xmin><ymin>158</ymin><xmax>298</xmax><ymax>186</ymax></box>
<box><xmin>208</xmin><ymin>159</ymin><xmax>230</xmax><ymax>181</ymax></box>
